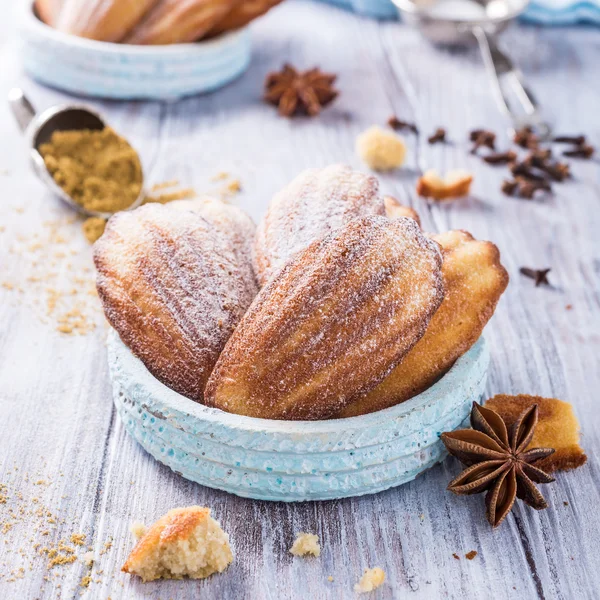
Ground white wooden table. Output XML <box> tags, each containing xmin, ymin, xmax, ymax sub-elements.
<box><xmin>1</xmin><ymin>2</ymin><xmax>599</xmax><ymax>598</ymax></box>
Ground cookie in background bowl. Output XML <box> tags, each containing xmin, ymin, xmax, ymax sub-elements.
<box><xmin>22</xmin><ymin>1</ymin><xmax>252</xmax><ymax>99</ymax></box>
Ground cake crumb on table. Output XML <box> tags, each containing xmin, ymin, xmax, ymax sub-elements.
<box><xmin>355</xmin><ymin>567</ymin><xmax>385</xmax><ymax>593</ymax></box>
<box><xmin>356</xmin><ymin>126</ymin><xmax>406</xmax><ymax>172</ymax></box>
<box><xmin>289</xmin><ymin>532</ymin><xmax>321</xmax><ymax>557</ymax></box>
<box><xmin>129</xmin><ymin>521</ymin><xmax>147</xmax><ymax>540</ymax></box>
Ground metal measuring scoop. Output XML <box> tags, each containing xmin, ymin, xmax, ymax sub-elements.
<box><xmin>8</xmin><ymin>88</ymin><xmax>145</xmax><ymax>218</ymax></box>
<box><xmin>393</xmin><ymin>0</ymin><xmax>551</xmax><ymax>139</ymax></box>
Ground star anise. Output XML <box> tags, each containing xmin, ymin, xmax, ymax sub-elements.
<box><xmin>264</xmin><ymin>64</ymin><xmax>338</xmax><ymax>117</ymax></box>
<box><xmin>441</xmin><ymin>403</ymin><xmax>555</xmax><ymax>527</ymax></box>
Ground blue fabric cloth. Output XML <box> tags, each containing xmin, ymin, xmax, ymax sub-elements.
<box><xmin>316</xmin><ymin>0</ymin><xmax>600</xmax><ymax>24</ymax></box>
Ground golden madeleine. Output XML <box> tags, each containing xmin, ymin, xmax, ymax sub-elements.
<box><xmin>339</xmin><ymin>230</ymin><xmax>508</xmax><ymax>417</ymax></box>
<box><xmin>94</xmin><ymin>203</ymin><xmax>257</xmax><ymax>402</ymax></box>
<box><xmin>253</xmin><ymin>164</ymin><xmax>385</xmax><ymax>285</ymax></box>
<box><xmin>205</xmin><ymin>215</ymin><xmax>444</xmax><ymax>420</ymax></box>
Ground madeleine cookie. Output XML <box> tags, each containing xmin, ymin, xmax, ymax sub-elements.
<box><xmin>205</xmin><ymin>215</ymin><xmax>444</xmax><ymax>420</ymax></box>
<box><xmin>254</xmin><ymin>164</ymin><xmax>385</xmax><ymax>285</ymax></box>
<box><xmin>339</xmin><ymin>230</ymin><xmax>508</xmax><ymax>417</ymax></box>
<box><xmin>122</xmin><ymin>507</ymin><xmax>233</xmax><ymax>581</ymax></box>
<box><xmin>209</xmin><ymin>0</ymin><xmax>283</xmax><ymax>36</ymax></box>
<box><xmin>124</xmin><ymin>0</ymin><xmax>236</xmax><ymax>45</ymax></box>
<box><xmin>55</xmin><ymin>0</ymin><xmax>157</xmax><ymax>42</ymax></box>
<box><xmin>167</xmin><ymin>196</ymin><xmax>257</xmax><ymax>292</ymax></box>
<box><xmin>94</xmin><ymin>204</ymin><xmax>257</xmax><ymax>402</ymax></box>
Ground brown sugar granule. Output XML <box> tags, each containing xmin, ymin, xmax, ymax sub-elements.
<box><xmin>452</xmin><ymin>553</ymin><xmax>460</xmax><ymax>560</ymax></box>
<box><xmin>224</xmin><ymin>179</ymin><xmax>241</xmax><ymax>195</ymax></box>
<box><xmin>82</xmin><ymin>217</ymin><xmax>107</xmax><ymax>244</ymax></box>
<box><xmin>151</xmin><ymin>179</ymin><xmax>180</xmax><ymax>191</ymax></box>
<box><xmin>465</xmin><ymin>551</ymin><xmax>477</xmax><ymax>560</ymax></box>
<box><xmin>485</xmin><ymin>395</ymin><xmax>587</xmax><ymax>472</ymax></box>
<box><xmin>80</xmin><ymin>575</ymin><xmax>92</xmax><ymax>588</ymax></box>
<box><xmin>39</xmin><ymin>127</ymin><xmax>143</xmax><ymax>213</ymax></box>
<box><xmin>70</xmin><ymin>533</ymin><xmax>86</xmax><ymax>546</ymax></box>
<box><xmin>143</xmin><ymin>187</ymin><xmax>196</xmax><ymax>205</ymax></box>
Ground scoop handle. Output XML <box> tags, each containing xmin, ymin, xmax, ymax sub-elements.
<box><xmin>8</xmin><ymin>88</ymin><xmax>36</xmax><ymax>133</ymax></box>
<box><xmin>473</xmin><ymin>27</ymin><xmax>551</xmax><ymax>139</ymax></box>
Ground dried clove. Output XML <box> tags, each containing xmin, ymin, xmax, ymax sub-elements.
<box><xmin>510</xmin><ymin>162</ymin><xmax>547</xmax><ymax>182</ymax></box>
<box><xmin>501</xmin><ymin>179</ymin><xmax>518</xmax><ymax>196</ymax></box>
<box><xmin>520</xmin><ymin>267</ymin><xmax>551</xmax><ymax>287</ymax></box>
<box><xmin>563</xmin><ymin>144</ymin><xmax>595</xmax><ymax>159</ymax></box>
<box><xmin>503</xmin><ymin>176</ymin><xmax>550</xmax><ymax>199</ymax></box>
<box><xmin>553</xmin><ymin>135</ymin><xmax>586</xmax><ymax>145</ymax></box>
<box><xmin>388</xmin><ymin>116</ymin><xmax>419</xmax><ymax>135</ymax></box>
<box><xmin>428</xmin><ymin>128</ymin><xmax>447</xmax><ymax>144</ymax></box>
<box><xmin>523</xmin><ymin>151</ymin><xmax>570</xmax><ymax>181</ymax></box>
<box><xmin>483</xmin><ymin>150</ymin><xmax>517</xmax><ymax>165</ymax></box>
<box><xmin>513</xmin><ymin>126</ymin><xmax>539</xmax><ymax>149</ymax></box>
<box><xmin>470</xmin><ymin>129</ymin><xmax>496</xmax><ymax>153</ymax></box>
<box><xmin>516</xmin><ymin>177</ymin><xmax>551</xmax><ymax>199</ymax></box>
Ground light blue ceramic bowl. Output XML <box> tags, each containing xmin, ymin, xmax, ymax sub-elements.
<box><xmin>108</xmin><ymin>329</ymin><xmax>489</xmax><ymax>501</ymax></box>
<box><xmin>20</xmin><ymin>2</ymin><xmax>251</xmax><ymax>100</ymax></box>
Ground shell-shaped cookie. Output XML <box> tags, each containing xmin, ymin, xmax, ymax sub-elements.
<box><xmin>209</xmin><ymin>0</ymin><xmax>284</xmax><ymax>36</ymax></box>
<box><xmin>55</xmin><ymin>0</ymin><xmax>157</xmax><ymax>42</ymax></box>
<box><xmin>94</xmin><ymin>203</ymin><xmax>257</xmax><ymax>402</ymax></box>
<box><xmin>339</xmin><ymin>230</ymin><xmax>508</xmax><ymax>417</ymax></box>
<box><xmin>205</xmin><ymin>215</ymin><xmax>444</xmax><ymax>420</ymax></box>
<box><xmin>124</xmin><ymin>0</ymin><xmax>236</xmax><ymax>45</ymax></box>
<box><xmin>253</xmin><ymin>164</ymin><xmax>385</xmax><ymax>285</ymax></box>
<box><xmin>167</xmin><ymin>197</ymin><xmax>258</xmax><ymax>293</ymax></box>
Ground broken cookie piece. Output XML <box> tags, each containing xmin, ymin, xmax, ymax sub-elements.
<box><xmin>289</xmin><ymin>532</ymin><xmax>321</xmax><ymax>557</ymax></box>
<box><xmin>384</xmin><ymin>196</ymin><xmax>421</xmax><ymax>227</ymax></box>
<box><xmin>485</xmin><ymin>395</ymin><xmax>587</xmax><ymax>472</ymax></box>
<box><xmin>355</xmin><ymin>567</ymin><xmax>386</xmax><ymax>593</ymax></box>
<box><xmin>122</xmin><ymin>507</ymin><xmax>233</xmax><ymax>582</ymax></box>
<box><xmin>416</xmin><ymin>169</ymin><xmax>473</xmax><ymax>200</ymax></box>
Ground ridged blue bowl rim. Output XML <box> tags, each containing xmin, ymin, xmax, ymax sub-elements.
<box><xmin>108</xmin><ymin>329</ymin><xmax>489</xmax><ymax>500</ymax></box>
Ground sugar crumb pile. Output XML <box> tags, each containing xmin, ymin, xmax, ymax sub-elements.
<box><xmin>354</xmin><ymin>567</ymin><xmax>386</xmax><ymax>593</ymax></box>
<box><xmin>289</xmin><ymin>532</ymin><xmax>321</xmax><ymax>557</ymax></box>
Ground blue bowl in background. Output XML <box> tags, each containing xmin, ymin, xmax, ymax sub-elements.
<box><xmin>20</xmin><ymin>1</ymin><xmax>251</xmax><ymax>100</ymax></box>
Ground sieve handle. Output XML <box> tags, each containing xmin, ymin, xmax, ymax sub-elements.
<box><xmin>473</xmin><ymin>27</ymin><xmax>551</xmax><ymax>139</ymax></box>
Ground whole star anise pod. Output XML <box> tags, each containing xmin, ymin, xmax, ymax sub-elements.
<box><xmin>441</xmin><ymin>402</ymin><xmax>555</xmax><ymax>527</ymax></box>
<box><xmin>264</xmin><ymin>64</ymin><xmax>338</xmax><ymax>117</ymax></box>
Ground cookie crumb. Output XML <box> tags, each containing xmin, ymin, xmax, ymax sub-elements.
<box><xmin>452</xmin><ymin>553</ymin><xmax>460</xmax><ymax>560</ymax></box>
<box><xmin>465</xmin><ymin>551</ymin><xmax>477</xmax><ymax>560</ymax></box>
<box><xmin>129</xmin><ymin>521</ymin><xmax>147</xmax><ymax>540</ymax></box>
<box><xmin>82</xmin><ymin>217</ymin><xmax>107</xmax><ymax>244</ymax></box>
<box><xmin>289</xmin><ymin>532</ymin><xmax>320</xmax><ymax>557</ymax></box>
<box><xmin>354</xmin><ymin>567</ymin><xmax>385</xmax><ymax>593</ymax></box>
